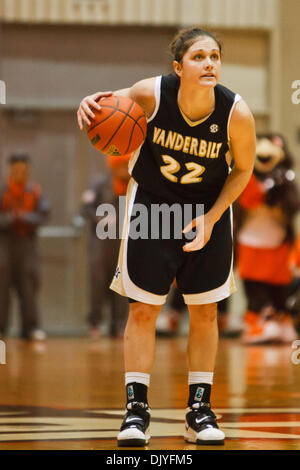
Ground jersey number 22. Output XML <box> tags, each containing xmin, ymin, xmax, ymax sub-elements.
<box><xmin>160</xmin><ymin>155</ymin><xmax>205</xmax><ymax>184</ymax></box>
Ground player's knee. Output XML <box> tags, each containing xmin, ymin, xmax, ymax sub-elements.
<box><xmin>189</xmin><ymin>304</ymin><xmax>217</xmax><ymax>323</ymax></box>
<box><xmin>129</xmin><ymin>303</ymin><xmax>160</xmax><ymax>326</ymax></box>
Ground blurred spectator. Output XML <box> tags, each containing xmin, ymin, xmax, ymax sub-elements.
<box><xmin>0</xmin><ymin>152</ymin><xmax>50</xmax><ymax>340</ymax></box>
<box><xmin>81</xmin><ymin>155</ymin><xmax>131</xmax><ymax>339</ymax></box>
<box><xmin>286</xmin><ymin>233</ymin><xmax>300</xmax><ymax>335</ymax></box>
<box><xmin>235</xmin><ymin>134</ymin><xmax>300</xmax><ymax>344</ymax></box>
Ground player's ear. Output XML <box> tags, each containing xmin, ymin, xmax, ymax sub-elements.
<box><xmin>173</xmin><ymin>60</ymin><xmax>182</xmax><ymax>78</ymax></box>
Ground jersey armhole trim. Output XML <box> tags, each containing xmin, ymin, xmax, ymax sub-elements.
<box><xmin>227</xmin><ymin>93</ymin><xmax>242</xmax><ymax>143</ymax></box>
<box><xmin>147</xmin><ymin>76</ymin><xmax>162</xmax><ymax>123</ymax></box>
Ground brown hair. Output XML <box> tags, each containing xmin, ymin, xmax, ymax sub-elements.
<box><xmin>170</xmin><ymin>27</ymin><xmax>222</xmax><ymax>63</ymax></box>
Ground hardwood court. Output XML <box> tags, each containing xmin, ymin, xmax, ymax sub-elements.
<box><xmin>0</xmin><ymin>336</ymin><xmax>299</xmax><ymax>450</ymax></box>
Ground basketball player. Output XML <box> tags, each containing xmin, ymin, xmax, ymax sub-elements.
<box><xmin>77</xmin><ymin>27</ymin><xmax>256</xmax><ymax>446</ymax></box>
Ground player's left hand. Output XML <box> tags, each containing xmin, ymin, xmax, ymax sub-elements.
<box><xmin>182</xmin><ymin>214</ymin><xmax>215</xmax><ymax>252</ymax></box>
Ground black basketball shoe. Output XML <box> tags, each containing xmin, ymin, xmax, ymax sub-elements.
<box><xmin>184</xmin><ymin>402</ymin><xmax>225</xmax><ymax>445</ymax></box>
<box><xmin>117</xmin><ymin>401</ymin><xmax>151</xmax><ymax>447</ymax></box>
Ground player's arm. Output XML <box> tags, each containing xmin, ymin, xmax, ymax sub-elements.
<box><xmin>207</xmin><ymin>99</ymin><xmax>256</xmax><ymax>223</ymax></box>
<box><xmin>77</xmin><ymin>78</ymin><xmax>156</xmax><ymax>130</ymax></box>
<box><xmin>183</xmin><ymin>99</ymin><xmax>256</xmax><ymax>252</ymax></box>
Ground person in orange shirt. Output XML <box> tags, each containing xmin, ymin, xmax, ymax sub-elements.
<box><xmin>289</xmin><ymin>234</ymin><xmax>300</xmax><ymax>276</ymax></box>
<box><xmin>0</xmin><ymin>153</ymin><xmax>50</xmax><ymax>340</ymax></box>
<box><xmin>235</xmin><ymin>134</ymin><xmax>300</xmax><ymax>344</ymax></box>
<box><xmin>285</xmin><ymin>233</ymin><xmax>300</xmax><ymax>336</ymax></box>
<box><xmin>80</xmin><ymin>154</ymin><xmax>131</xmax><ymax>339</ymax></box>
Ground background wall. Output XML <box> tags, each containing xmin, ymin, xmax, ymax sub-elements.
<box><xmin>279</xmin><ymin>0</ymin><xmax>300</xmax><ymax>164</ymax></box>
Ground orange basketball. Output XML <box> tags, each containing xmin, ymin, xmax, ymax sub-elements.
<box><xmin>86</xmin><ymin>95</ymin><xmax>147</xmax><ymax>156</ymax></box>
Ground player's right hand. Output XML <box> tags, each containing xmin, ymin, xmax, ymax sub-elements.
<box><xmin>77</xmin><ymin>91</ymin><xmax>113</xmax><ymax>130</ymax></box>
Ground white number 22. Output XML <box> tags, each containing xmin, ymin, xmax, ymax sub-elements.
<box><xmin>160</xmin><ymin>155</ymin><xmax>205</xmax><ymax>184</ymax></box>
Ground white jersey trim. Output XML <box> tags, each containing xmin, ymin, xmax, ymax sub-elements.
<box><xmin>122</xmin><ymin>180</ymin><xmax>168</xmax><ymax>305</ymax></box>
<box><xmin>227</xmin><ymin>93</ymin><xmax>242</xmax><ymax>142</ymax></box>
<box><xmin>183</xmin><ymin>266</ymin><xmax>236</xmax><ymax>305</ymax></box>
<box><xmin>128</xmin><ymin>76</ymin><xmax>161</xmax><ymax>176</ymax></box>
<box><xmin>128</xmin><ymin>146</ymin><xmax>141</xmax><ymax>175</ymax></box>
<box><xmin>147</xmin><ymin>75</ymin><xmax>162</xmax><ymax>123</ymax></box>
<box><xmin>182</xmin><ymin>206</ymin><xmax>236</xmax><ymax>305</ymax></box>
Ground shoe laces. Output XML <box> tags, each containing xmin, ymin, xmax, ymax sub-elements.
<box><xmin>126</xmin><ymin>401</ymin><xmax>150</xmax><ymax>413</ymax></box>
<box><xmin>189</xmin><ymin>402</ymin><xmax>216</xmax><ymax>418</ymax></box>
<box><xmin>126</xmin><ymin>401</ymin><xmax>149</xmax><ymax>411</ymax></box>
<box><xmin>123</xmin><ymin>402</ymin><xmax>150</xmax><ymax>428</ymax></box>
<box><xmin>120</xmin><ymin>402</ymin><xmax>150</xmax><ymax>432</ymax></box>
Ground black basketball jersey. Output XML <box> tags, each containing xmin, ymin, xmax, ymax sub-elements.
<box><xmin>130</xmin><ymin>73</ymin><xmax>241</xmax><ymax>207</ymax></box>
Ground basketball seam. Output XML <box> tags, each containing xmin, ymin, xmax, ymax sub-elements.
<box><xmin>124</xmin><ymin>115</ymin><xmax>146</xmax><ymax>154</ymax></box>
<box><xmin>124</xmin><ymin>120</ymin><xmax>137</xmax><ymax>155</ymax></box>
<box><xmin>87</xmin><ymin>97</ymin><xmax>119</xmax><ymax>133</ymax></box>
<box><xmin>96</xmin><ymin>104</ymin><xmax>146</xmax><ymax>138</ymax></box>
<box><xmin>135</xmin><ymin>114</ymin><xmax>147</xmax><ymax>140</ymax></box>
<box><xmin>102</xmin><ymin>99</ymin><xmax>135</xmax><ymax>153</ymax></box>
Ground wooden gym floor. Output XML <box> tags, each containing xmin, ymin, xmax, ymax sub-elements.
<box><xmin>0</xmin><ymin>336</ymin><xmax>300</xmax><ymax>450</ymax></box>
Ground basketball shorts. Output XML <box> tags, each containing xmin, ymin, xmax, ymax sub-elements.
<box><xmin>110</xmin><ymin>179</ymin><xmax>236</xmax><ymax>305</ymax></box>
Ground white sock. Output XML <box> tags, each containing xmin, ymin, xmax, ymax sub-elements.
<box><xmin>188</xmin><ymin>371</ymin><xmax>214</xmax><ymax>385</ymax></box>
<box><xmin>125</xmin><ymin>372</ymin><xmax>150</xmax><ymax>387</ymax></box>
